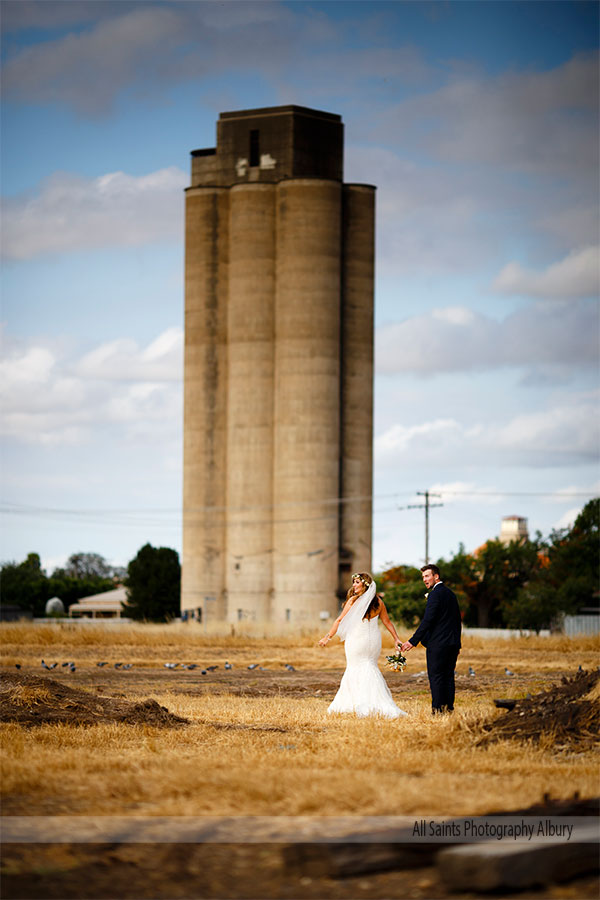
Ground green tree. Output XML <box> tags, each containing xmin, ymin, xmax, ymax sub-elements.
<box><xmin>545</xmin><ymin>498</ymin><xmax>599</xmax><ymax>613</ymax></box>
<box><xmin>0</xmin><ymin>553</ymin><xmax>49</xmax><ymax>616</ymax></box>
<box><xmin>504</xmin><ymin>498</ymin><xmax>599</xmax><ymax>630</ymax></box>
<box><xmin>502</xmin><ymin>581</ymin><xmax>557</xmax><ymax>633</ymax></box>
<box><xmin>376</xmin><ymin>565</ymin><xmax>427</xmax><ymax>629</ymax></box>
<box><xmin>123</xmin><ymin>543</ymin><xmax>181</xmax><ymax>622</ymax></box>
<box><xmin>470</xmin><ymin>538</ymin><xmax>543</xmax><ymax>628</ymax></box>
<box><xmin>47</xmin><ymin>573</ymin><xmax>114</xmax><ymax>610</ymax></box>
<box><xmin>62</xmin><ymin>552</ymin><xmax>113</xmax><ymax>579</ymax></box>
<box><xmin>49</xmin><ymin>552</ymin><xmax>115</xmax><ymax>611</ymax></box>
<box><xmin>435</xmin><ymin>545</ymin><xmax>476</xmax><ymax>624</ymax></box>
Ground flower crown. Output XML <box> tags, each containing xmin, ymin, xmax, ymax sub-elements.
<box><xmin>352</xmin><ymin>573</ymin><xmax>371</xmax><ymax>587</ymax></box>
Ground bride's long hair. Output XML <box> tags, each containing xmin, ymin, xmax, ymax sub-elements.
<box><xmin>347</xmin><ymin>573</ymin><xmax>379</xmax><ymax>619</ymax></box>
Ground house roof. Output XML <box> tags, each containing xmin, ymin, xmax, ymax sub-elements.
<box><xmin>69</xmin><ymin>586</ymin><xmax>127</xmax><ymax>612</ymax></box>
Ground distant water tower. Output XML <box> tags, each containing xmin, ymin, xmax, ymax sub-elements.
<box><xmin>499</xmin><ymin>516</ymin><xmax>529</xmax><ymax>545</ymax></box>
<box><xmin>182</xmin><ymin>105</ymin><xmax>375</xmax><ymax>625</ymax></box>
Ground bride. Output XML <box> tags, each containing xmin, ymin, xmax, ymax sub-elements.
<box><xmin>319</xmin><ymin>573</ymin><xmax>407</xmax><ymax>718</ymax></box>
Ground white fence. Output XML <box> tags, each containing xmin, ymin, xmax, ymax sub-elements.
<box><xmin>462</xmin><ymin>627</ymin><xmax>550</xmax><ymax>639</ymax></box>
<box><xmin>562</xmin><ymin>615</ymin><xmax>600</xmax><ymax>637</ymax></box>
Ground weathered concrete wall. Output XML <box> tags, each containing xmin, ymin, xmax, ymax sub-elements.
<box><xmin>225</xmin><ymin>183</ymin><xmax>276</xmax><ymax>622</ymax></box>
<box><xmin>272</xmin><ymin>179</ymin><xmax>342</xmax><ymax>623</ymax></box>
<box><xmin>182</xmin><ymin>107</ymin><xmax>375</xmax><ymax>623</ymax></box>
<box><xmin>182</xmin><ymin>187</ymin><xmax>229</xmax><ymax>621</ymax></box>
<box><xmin>339</xmin><ymin>184</ymin><xmax>375</xmax><ymax>594</ymax></box>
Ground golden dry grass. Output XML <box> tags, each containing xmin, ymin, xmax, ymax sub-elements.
<box><xmin>1</xmin><ymin>624</ymin><xmax>598</xmax><ymax>820</ymax></box>
<box><xmin>2</xmin><ymin>622</ymin><xmax>599</xmax><ymax>671</ymax></box>
<box><xmin>1</xmin><ymin>692</ymin><xmax>597</xmax><ymax>819</ymax></box>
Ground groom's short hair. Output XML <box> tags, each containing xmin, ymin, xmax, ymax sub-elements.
<box><xmin>421</xmin><ymin>564</ymin><xmax>440</xmax><ymax>577</ymax></box>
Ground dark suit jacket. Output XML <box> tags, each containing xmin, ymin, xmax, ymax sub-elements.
<box><xmin>408</xmin><ymin>582</ymin><xmax>462</xmax><ymax>649</ymax></box>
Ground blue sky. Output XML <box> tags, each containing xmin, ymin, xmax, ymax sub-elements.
<box><xmin>1</xmin><ymin>0</ymin><xmax>598</xmax><ymax>575</ymax></box>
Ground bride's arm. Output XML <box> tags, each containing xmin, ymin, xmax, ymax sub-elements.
<box><xmin>378</xmin><ymin>599</ymin><xmax>401</xmax><ymax>648</ymax></box>
<box><xmin>318</xmin><ymin>597</ymin><xmax>353</xmax><ymax>646</ymax></box>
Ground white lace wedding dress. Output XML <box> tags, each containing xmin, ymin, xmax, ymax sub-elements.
<box><xmin>328</xmin><ymin>614</ymin><xmax>407</xmax><ymax>719</ymax></box>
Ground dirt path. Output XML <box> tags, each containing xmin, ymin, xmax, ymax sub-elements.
<box><xmin>2</xmin><ymin>661</ymin><xmax>572</xmax><ymax>702</ymax></box>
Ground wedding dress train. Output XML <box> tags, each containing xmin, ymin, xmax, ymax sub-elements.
<box><xmin>328</xmin><ymin>615</ymin><xmax>407</xmax><ymax>719</ymax></box>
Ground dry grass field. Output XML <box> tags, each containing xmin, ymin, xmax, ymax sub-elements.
<box><xmin>1</xmin><ymin>623</ymin><xmax>598</xmax><ymax>899</ymax></box>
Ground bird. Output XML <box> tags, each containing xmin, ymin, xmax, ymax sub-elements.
<box><xmin>15</xmin><ymin>664</ymin><xmax>21</xmax><ymax>670</ymax></box>
<box><xmin>504</xmin><ymin>667</ymin><xmax>514</xmax><ymax>676</ymax></box>
<box><xmin>578</xmin><ymin>665</ymin><xmax>583</xmax><ymax>673</ymax></box>
<box><xmin>114</xmin><ymin>662</ymin><xmax>124</xmax><ymax>668</ymax></box>
<box><xmin>206</xmin><ymin>665</ymin><xmax>218</xmax><ymax>671</ymax></box>
<box><xmin>69</xmin><ymin>665</ymin><xmax>76</xmax><ymax>673</ymax></box>
<box><xmin>285</xmin><ymin>664</ymin><xmax>295</xmax><ymax>672</ymax></box>
<box><xmin>247</xmin><ymin>664</ymin><xmax>258</xmax><ymax>670</ymax></box>
<box><xmin>201</xmin><ymin>669</ymin><xmax>207</xmax><ymax>675</ymax></box>
<box><xmin>62</xmin><ymin>662</ymin><xmax>70</xmax><ymax>667</ymax></box>
<box><xmin>41</xmin><ymin>660</ymin><xmax>51</xmax><ymax>670</ymax></box>
<box><xmin>164</xmin><ymin>663</ymin><xmax>177</xmax><ymax>669</ymax></box>
<box><xmin>224</xmin><ymin>662</ymin><xmax>232</xmax><ymax>670</ymax></box>
<box><xmin>468</xmin><ymin>666</ymin><xmax>476</xmax><ymax>676</ymax></box>
<box><xmin>49</xmin><ymin>662</ymin><xmax>57</xmax><ymax>669</ymax></box>
<box><xmin>122</xmin><ymin>664</ymin><xmax>132</xmax><ymax>670</ymax></box>
<box><xmin>186</xmin><ymin>664</ymin><xmax>197</xmax><ymax>670</ymax></box>
<box><xmin>96</xmin><ymin>661</ymin><xmax>109</xmax><ymax>667</ymax></box>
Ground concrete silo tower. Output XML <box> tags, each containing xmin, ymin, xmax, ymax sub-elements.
<box><xmin>182</xmin><ymin>106</ymin><xmax>375</xmax><ymax>625</ymax></box>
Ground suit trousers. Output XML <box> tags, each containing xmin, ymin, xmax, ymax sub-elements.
<box><xmin>426</xmin><ymin>644</ymin><xmax>460</xmax><ymax>712</ymax></box>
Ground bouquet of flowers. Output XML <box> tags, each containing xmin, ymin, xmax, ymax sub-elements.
<box><xmin>385</xmin><ymin>650</ymin><xmax>407</xmax><ymax>671</ymax></box>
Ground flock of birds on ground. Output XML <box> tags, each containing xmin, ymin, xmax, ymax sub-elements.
<box><xmin>17</xmin><ymin>661</ymin><xmax>587</xmax><ymax>676</ymax></box>
<box><xmin>20</xmin><ymin>660</ymin><xmax>298</xmax><ymax>674</ymax></box>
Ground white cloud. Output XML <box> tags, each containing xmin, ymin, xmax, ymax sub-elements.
<box><xmin>0</xmin><ymin>3</ymin><xmax>296</xmax><ymax>115</ymax></box>
<box><xmin>1</xmin><ymin>1</ymin><xmax>135</xmax><ymax>32</ymax></box>
<box><xmin>346</xmin><ymin>54</ymin><xmax>598</xmax><ymax>278</ymax></box>
<box><xmin>492</xmin><ymin>246</ymin><xmax>599</xmax><ymax>299</ymax></box>
<box><xmin>553</xmin><ymin>507</ymin><xmax>581</xmax><ymax>531</ymax></box>
<box><xmin>545</xmin><ymin>482</ymin><xmax>600</xmax><ymax>505</ymax></box>
<box><xmin>427</xmin><ymin>482</ymin><xmax>503</xmax><ymax>506</ymax></box>
<box><xmin>494</xmin><ymin>401</ymin><xmax>599</xmax><ymax>460</ymax></box>
<box><xmin>1</xmin><ymin>5</ymin><xmax>189</xmax><ymax>115</ymax></box>
<box><xmin>0</xmin><ymin>329</ymin><xmax>182</xmax><ymax>445</ymax></box>
<box><xmin>1</xmin><ymin>167</ymin><xmax>186</xmax><ymax>260</ymax></box>
<box><xmin>76</xmin><ymin>327</ymin><xmax>182</xmax><ymax>381</ymax></box>
<box><xmin>376</xmin><ymin>299</ymin><xmax>598</xmax><ymax>376</ymax></box>
<box><xmin>375</xmin><ymin>52</ymin><xmax>599</xmax><ymax>179</ymax></box>
<box><xmin>375</xmin><ymin>393</ymin><xmax>599</xmax><ymax>469</ymax></box>
<box><xmin>346</xmin><ymin>146</ymin><xmax>501</xmax><ymax>275</ymax></box>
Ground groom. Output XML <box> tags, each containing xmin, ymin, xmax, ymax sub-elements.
<box><xmin>399</xmin><ymin>564</ymin><xmax>462</xmax><ymax>714</ymax></box>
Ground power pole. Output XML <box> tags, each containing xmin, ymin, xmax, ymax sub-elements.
<box><xmin>408</xmin><ymin>491</ymin><xmax>443</xmax><ymax>564</ymax></box>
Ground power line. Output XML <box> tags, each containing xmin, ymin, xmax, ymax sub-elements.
<box><xmin>407</xmin><ymin>491</ymin><xmax>444</xmax><ymax>564</ymax></box>
<box><xmin>1</xmin><ymin>489</ymin><xmax>595</xmax><ymax>519</ymax></box>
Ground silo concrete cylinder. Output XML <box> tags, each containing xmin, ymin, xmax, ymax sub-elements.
<box><xmin>339</xmin><ymin>184</ymin><xmax>376</xmax><ymax>593</ymax></box>
<box><xmin>273</xmin><ymin>179</ymin><xmax>342</xmax><ymax>624</ymax></box>
<box><xmin>182</xmin><ymin>186</ymin><xmax>229</xmax><ymax>622</ymax></box>
<box><xmin>226</xmin><ymin>184</ymin><xmax>276</xmax><ymax>622</ymax></box>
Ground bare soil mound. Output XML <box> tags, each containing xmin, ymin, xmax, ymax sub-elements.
<box><xmin>0</xmin><ymin>672</ymin><xmax>189</xmax><ymax>728</ymax></box>
<box><xmin>478</xmin><ymin>669</ymin><xmax>599</xmax><ymax>749</ymax></box>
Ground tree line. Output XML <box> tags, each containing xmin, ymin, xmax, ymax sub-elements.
<box><xmin>0</xmin><ymin>545</ymin><xmax>180</xmax><ymax>621</ymax></box>
<box><xmin>2</xmin><ymin>499</ymin><xmax>597</xmax><ymax>628</ymax></box>
<box><xmin>376</xmin><ymin>498</ymin><xmax>599</xmax><ymax>633</ymax></box>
